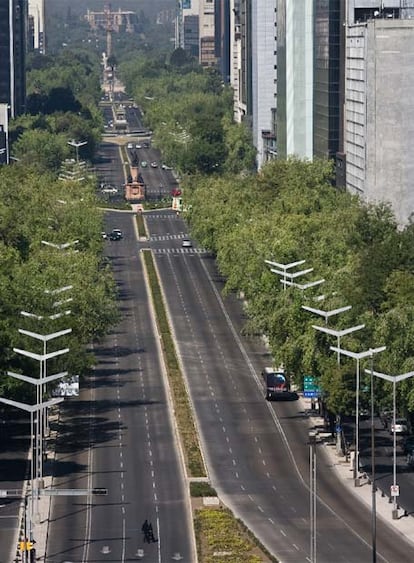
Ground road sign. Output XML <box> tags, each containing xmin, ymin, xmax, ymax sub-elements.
<box><xmin>303</xmin><ymin>375</ymin><xmax>320</xmax><ymax>398</ymax></box>
<box><xmin>19</xmin><ymin>540</ymin><xmax>35</xmax><ymax>551</ymax></box>
<box><xmin>391</xmin><ymin>484</ymin><xmax>400</xmax><ymax>497</ymax></box>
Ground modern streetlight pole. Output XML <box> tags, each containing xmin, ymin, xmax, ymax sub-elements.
<box><xmin>313</xmin><ymin>324</ymin><xmax>365</xmax><ymax>365</ymax></box>
<box><xmin>41</xmin><ymin>239</ymin><xmax>79</xmax><ymax>251</ymax></box>
<box><xmin>302</xmin><ymin>304</ymin><xmax>352</xmax><ymax>325</ymax></box>
<box><xmin>13</xmin><ymin>329</ymin><xmax>71</xmax><ymax>485</ymax></box>
<box><xmin>67</xmin><ymin>139</ymin><xmax>87</xmax><ymax>164</ymax></box>
<box><xmin>309</xmin><ymin>430</ymin><xmax>317</xmax><ymax>563</ymax></box>
<box><xmin>0</xmin><ymin>397</ymin><xmax>64</xmax><ymax>539</ymax></box>
<box><xmin>265</xmin><ymin>259</ymin><xmax>306</xmax><ymax>289</ymax></box>
<box><xmin>330</xmin><ymin>346</ymin><xmax>386</xmax><ymax>486</ymax></box>
<box><xmin>365</xmin><ymin>368</ymin><xmax>414</xmax><ymax>518</ymax></box>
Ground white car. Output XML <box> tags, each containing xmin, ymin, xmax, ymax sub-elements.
<box><xmin>162</xmin><ymin>164</ymin><xmax>172</xmax><ymax>170</ymax></box>
<box><xmin>101</xmin><ymin>186</ymin><xmax>118</xmax><ymax>194</ymax></box>
<box><xmin>182</xmin><ymin>239</ymin><xmax>192</xmax><ymax>248</ymax></box>
<box><xmin>390</xmin><ymin>418</ymin><xmax>408</xmax><ymax>434</ymax></box>
<box><xmin>150</xmin><ymin>161</ymin><xmax>158</xmax><ymax>168</ymax></box>
<box><xmin>127</xmin><ymin>143</ymin><xmax>133</xmax><ymax>149</ymax></box>
<box><xmin>136</xmin><ymin>144</ymin><xmax>142</xmax><ymax>149</ymax></box>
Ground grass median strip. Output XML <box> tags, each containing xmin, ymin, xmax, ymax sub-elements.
<box><xmin>142</xmin><ymin>249</ymin><xmax>205</xmax><ymax>477</ymax></box>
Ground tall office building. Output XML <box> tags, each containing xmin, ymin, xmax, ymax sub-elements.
<box><xmin>313</xmin><ymin>1</ymin><xmax>342</xmax><ymax>160</ymax></box>
<box><xmin>251</xmin><ymin>0</ymin><xmax>276</xmax><ymax>167</ymax></box>
<box><xmin>182</xmin><ymin>0</ymin><xmax>200</xmax><ymax>58</ymax></box>
<box><xmin>345</xmin><ymin>14</ymin><xmax>414</xmax><ymax>225</ymax></box>
<box><xmin>0</xmin><ymin>0</ymin><xmax>27</xmax><ymax>118</ymax></box>
<box><xmin>28</xmin><ymin>0</ymin><xmax>45</xmax><ymax>53</ymax></box>
<box><xmin>199</xmin><ymin>0</ymin><xmax>217</xmax><ymax>66</ymax></box>
<box><xmin>276</xmin><ymin>0</ymin><xmax>314</xmax><ymax>160</ymax></box>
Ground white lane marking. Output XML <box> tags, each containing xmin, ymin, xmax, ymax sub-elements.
<box><xmin>293</xmin><ymin>544</ymin><xmax>300</xmax><ymax>551</ymax></box>
<box><xmin>280</xmin><ymin>529</ymin><xmax>287</xmax><ymax>537</ymax></box>
<box><xmin>121</xmin><ymin>517</ymin><xmax>126</xmax><ymax>562</ymax></box>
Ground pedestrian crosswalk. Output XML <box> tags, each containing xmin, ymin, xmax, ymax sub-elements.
<box><xmin>150</xmin><ymin>248</ymin><xmax>208</xmax><ymax>254</ymax></box>
<box><xmin>149</xmin><ymin>234</ymin><xmax>188</xmax><ymax>241</ymax></box>
<box><xmin>145</xmin><ymin>213</ymin><xmax>179</xmax><ymax>220</ymax></box>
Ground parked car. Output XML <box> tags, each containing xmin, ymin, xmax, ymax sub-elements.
<box><xmin>150</xmin><ymin>161</ymin><xmax>158</xmax><ymax>168</ymax></box>
<box><xmin>127</xmin><ymin>143</ymin><xmax>133</xmax><ymax>149</ymax></box>
<box><xmin>142</xmin><ymin>141</ymin><xmax>150</xmax><ymax>148</ymax></box>
<box><xmin>101</xmin><ymin>232</ymin><xmax>108</xmax><ymax>240</ymax></box>
<box><xmin>136</xmin><ymin>144</ymin><xmax>142</xmax><ymax>149</ymax></box>
<box><xmin>182</xmin><ymin>238</ymin><xmax>192</xmax><ymax>248</ymax></box>
<box><xmin>162</xmin><ymin>164</ymin><xmax>172</xmax><ymax>170</ymax></box>
<box><xmin>390</xmin><ymin>418</ymin><xmax>408</xmax><ymax>434</ymax></box>
<box><xmin>141</xmin><ymin>161</ymin><xmax>148</xmax><ymax>168</ymax></box>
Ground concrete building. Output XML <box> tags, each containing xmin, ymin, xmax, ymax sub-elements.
<box><xmin>28</xmin><ymin>0</ymin><xmax>45</xmax><ymax>53</ymax></box>
<box><xmin>182</xmin><ymin>0</ymin><xmax>200</xmax><ymax>58</ymax></box>
<box><xmin>345</xmin><ymin>18</ymin><xmax>414</xmax><ymax>225</ymax></box>
<box><xmin>251</xmin><ymin>0</ymin><xmax>276</xmax><ymax>167</ymax></box>
<box><xmin>276</xmin><ymin>0</ymin><xmax>314</xmax><ymax>160</ymax></box>
<box><xmin>0</xmin><ymin>0</ymin><xmax>27</xmax><ymax>119</ymax></box>
<box><xmin>199</xmin><ymin>0</ymin><xmax>217</xmax><ymax>66</ymax></box>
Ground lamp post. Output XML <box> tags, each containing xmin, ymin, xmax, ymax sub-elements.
<box><xmin>67</xmin><ymin>139</ymin><xmax>87</xmax><ymax>163</ymax></box>
<box><xmin>309</xmin><ymin>430</ymin><xmax>317</xmax><ymax>563</ymax></box>
<box><xmin>283</xmin><ymin>279</ymin><xmax>325</xmax><ymax>290</ymax></box>
<box><xmin>14</xmin><ymin>329</ymin><xmax>71</xmax><ymax>484</ymax></box>
<box><xmin>0</xmin><ymin>396</ymin><xmax>64</xmax><ymax>539</ymax></box>
<box><xmin>313</xmin><ymin>324</ymin><xmax>365</xmax><ymax>365</ymax></box>
<box><xmin>365</xmin><ymin>369</ymin><xmax>414</xmax><ymax>519</ymax></box>
<box><xmin>265</xmin><ymin>259</ymin><xmax>307</xmax><ymax>290</ymax></box>
<box><xmin>302</xmin><ymin>304</ymin><xmax>352</xmax><ymax>325</ymax></box>
<box><xmin>330</xmin><ymin>346</ymin><xmax>386</xmax><ymax>487</ymax></box>
<box><xmin>41</xmin><ymin>240</ymin><xmax>79</xmax><ymax>251</ymax></box>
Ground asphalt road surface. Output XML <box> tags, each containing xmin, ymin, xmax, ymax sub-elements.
<box><xmin>45</xmin><ymin>211</ymin><xmax>194</xmax><ymax>563</ymax></box>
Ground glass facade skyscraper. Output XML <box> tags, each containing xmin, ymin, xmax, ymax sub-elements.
<box><xmin>313</xmin><ymin>0</ymin><xmax>341</xmax><ymax>159</ymax></box>
<box><xmin>0</xmin><ymin>0</ymin><xmax>27</xmax><ymax>118</ymax></box>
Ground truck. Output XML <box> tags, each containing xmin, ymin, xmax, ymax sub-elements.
<box><xmin>262</xmin><ymin>367</ymin><xmax>289</xmax><ymax>400</ymax></box>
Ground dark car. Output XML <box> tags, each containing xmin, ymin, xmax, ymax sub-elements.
<box><xmin>109</xmin><ymin>229</ymin><xmax>123</xmax><ymax>241</ymax></box>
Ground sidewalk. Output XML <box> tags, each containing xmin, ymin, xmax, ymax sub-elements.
<box><xmin>13</xmin><ymin>414</ymin><xmax>57</xmax><ymax>563</ymax></box>
<box><xmin>300</xmin><ymin>395</ymin><xmax>414</xmax><ymax>547</ymax></box>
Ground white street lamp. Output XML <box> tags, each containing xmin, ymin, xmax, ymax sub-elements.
<box><xmin>41</xmin><ymin>240</ymin><xmax>79</xmax><ymax>250</ymax></box>
<box><xmin>313</xmin><ymin>324</ymin><xmax>365</xmax><ymax>364</ymax></box>
<box><xmin>265</xmin><ymin>259</ymin><xmax>308</xmax><ymax>290</ymax></box>
<box><xmin>67</xmin><ymin>139</ymin><xmax>87</xmax><ymax>163</ymax></box>
<box><xmin>14</xmin><ymin>328</ymin><xmax>71</xmax><ymax>484</ymax></box>
<box><xmin>283</xmin><ymin>279</ymin><xmax>325</xmax><ymax>290</ymax></box>
<box><xmin>44</xmin><ymin>285</ymin><xmax>73</xmax><ymax>295</ymax></box>
<box><xmin>302</xmin><ymin>304</ymin><xmax>352</xmax><ymax>325</ymax></box>
<box><xmin>330</xmin><ymin>346</ymin><xmax>386</xmax><ymax>487</ymax></box>
<box><xmin>0</xmin><ymin>396</ymin><xmax>64</xmax><ymax>535</ymax></box>
<box><xmin>364</xmin><ymin>368</ymin><xmax>414</xmax><ymax>519</ymax></box>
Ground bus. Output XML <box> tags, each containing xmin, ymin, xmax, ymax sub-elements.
<box><xmin>262</xmin><ymin>367</ymin><xmax>289</xmax><ymax>400</ymax></box>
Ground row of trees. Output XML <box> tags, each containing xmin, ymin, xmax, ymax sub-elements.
<box><xmin>10</xmin><ymin>51</ymin><xmax>103</xmax><ymax>172</ymax></box>
<box><xmin>183</xmin><ymin>159</ymin><xmax>414</xmax><ymax>417</ymax></box>
<box><xmin>0</xmin><ymin>164</ymin><xmax>118</xmax><ymax>401</ymax></box>
<box><xmin>0</xmin><ymin>47</ymin><xmax>118</xmax><ymax>401</ymax></box>
<box><xmin>119</xmin><ymin>50</ymin><xmax>256</xmax><ymax>175</ymax></box>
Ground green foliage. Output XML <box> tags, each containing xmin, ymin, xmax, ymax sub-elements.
<box><xmin>0</xmin><ymin>164</ymin><xmax>118</xmax><ymax>399</ymax></box>
<box><xmin>118</xmin><ymin>54</ymin><xmax>254</xmax><ymax>176</ymax></box>
<box><xmin>190</xmin><ymin>481</ymin><xmax>217</xmax><ymax>497</ymax></box>
<box><xmin>184</xmin><ymin>157</ymin><xmax>414</xmax><ymax>417</ymax></box>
